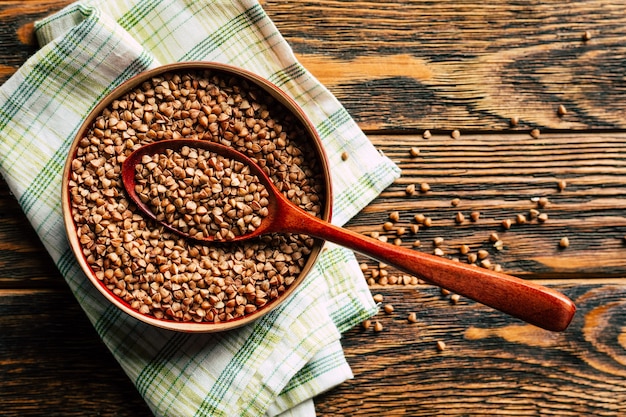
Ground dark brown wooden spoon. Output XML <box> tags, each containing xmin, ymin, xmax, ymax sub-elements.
<box><xmin>121</xmin><ymin>139</ymin><xmax>576</xmax><ymax>332</ymax></box>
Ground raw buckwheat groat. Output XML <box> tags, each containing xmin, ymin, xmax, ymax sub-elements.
<box><xmin>134</xmin><ymin>146</ymin><xmax>270</xmax><ymax>241</ymax></box>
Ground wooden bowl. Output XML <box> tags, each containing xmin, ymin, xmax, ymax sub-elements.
<box><xmin>61</xmin><ymin>62</ymin><xmax>332</xmax><ymax>332</ymax></box>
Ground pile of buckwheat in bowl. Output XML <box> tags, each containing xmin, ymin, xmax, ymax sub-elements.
<box><xmin>62</xmin><ymin>62</ymin><xmax>332</xmax><ymax>332</ymax></box>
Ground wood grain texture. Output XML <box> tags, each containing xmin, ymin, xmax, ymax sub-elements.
<box><xmin>264</xmin><ymin>0</ymin><xmax>626</xmax><ymax>131</ymax></box>
<box><xmin>0</xmin><ymin>1</ymin><xmax>625</xmax><ymax>131</ymax></box>
<box><xmin>0</xmin><ymin>179</ymin><xmax>65</xmax><ymax>288</ymax></box>
<box><xmin>0</xmin><ymin>289</ymin><xmax>152</xmax><ymax>417</ymax></box>
<box><xmin>315</xmin><ymin>284</ymin><xmax>626</xmax><ymax>416</ymax></box>
<box><xmin>2</xmin><ymin>284</ymin><xmax>626</xmax><ymax>416</ymax></box>
<box><xmin>350</xmin><ymin>131</ymin><xmax>626</xmax><ymax>279</ymax></box>
<box><xmin>0</xmin><ymin>1</ymin><xmax>624</xmax><ymax>416</ymax></box>
<box><xmin>0</xmin><ymin>1</ymin><xmax>72</xmax><ymax>66</ymax></box>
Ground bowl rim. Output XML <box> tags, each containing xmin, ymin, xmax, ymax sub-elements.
<box><xmin>61</xmin><ymin>61</ymin><xmax>333</xmax><ymax>332</ymax></box>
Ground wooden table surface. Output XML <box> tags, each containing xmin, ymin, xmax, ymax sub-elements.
<box><xmin>2</xmin><ymin>1</ymin><xmax>626</xmax><ymax>416</ymax></box>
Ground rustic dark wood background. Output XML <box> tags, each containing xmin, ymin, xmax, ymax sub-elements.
<box><xmin>1</xmin><ymin>1</ymin><xmax>626</xmax><ymax>416</ymax></box>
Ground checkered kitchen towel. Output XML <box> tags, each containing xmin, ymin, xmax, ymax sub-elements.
<box><xmin>0</xmin><ymin>1</ymin><xmax>400</xmax><ymax>416</ymax></box>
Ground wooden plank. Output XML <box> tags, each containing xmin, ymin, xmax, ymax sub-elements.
<box><xmin>0</xmin><ymin>177</ymin><xmax>64</xmax><ymax>288</ymax></box>
<box><xmin>265</xmin><ymin>0</ymin><xmax>626</xmax><ymax>131</ymax></box>
<box><xmin>0</xmin><ymin>289</ymin><xmax>152</xmax><ymax>417</ymax></box>
<box><xmin>348</xmin><ymin>132</ymin><xmax>626</xmax><ymax>279</ymax></box>
<box><xmin>315</xmin><ymin>284</ymin><xmax>626</xmax><ymax>416</ymax></box>
<box><xmin>0</xmin><ymin>1</ymin><xmax>72</xmax><ymax>73</ymax></box>
<box><xmin>0</xmin><ymin>1</ymin><xmax>625</xmax><ymax>131</ymax></box>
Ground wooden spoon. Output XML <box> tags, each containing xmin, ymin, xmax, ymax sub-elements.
<box><xmin>121</xmin><ymin>139</ymin><xmax>576</xmax><ymax>332</ymax></box>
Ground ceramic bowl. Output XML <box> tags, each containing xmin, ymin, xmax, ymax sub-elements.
<box><xmin>62</xmin><ymin>62</ymin><xmax>332</xmax><ymax>332</ymax></box>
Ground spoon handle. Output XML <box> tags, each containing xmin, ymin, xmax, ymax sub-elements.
<box><xmin>282</xmin><ymin>209</ymin><xmax>575</xmax><ymax>331</ymax></box>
